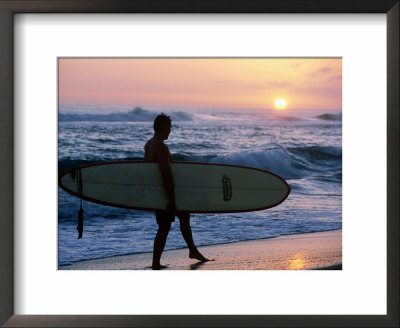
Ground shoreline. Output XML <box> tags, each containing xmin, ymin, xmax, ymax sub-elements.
<box><xmin>60</xmin><ymin>229</ymin><xmax>342</xmax><ymax>270</ymax></box>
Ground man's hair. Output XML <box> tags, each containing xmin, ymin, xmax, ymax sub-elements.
<box><xmin>153</xmin><ymin>113</ymin><xmax>172</xmax><ymax>132</ymax></box>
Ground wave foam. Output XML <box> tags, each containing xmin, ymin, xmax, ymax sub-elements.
<box><xmin>58</xmin><ymin>146</ymin><xmax>342</xmax><ymax>182</ymax></box>
<box><xmin>59</xmin><ymin>107</ymin><xmax>193</xmax><ymax>122</ymax></box>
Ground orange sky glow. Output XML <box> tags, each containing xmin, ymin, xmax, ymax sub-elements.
<box><xmin>59</xmin><ymin>58</ymin><xmax>342</xmax><ymax>111</ymax></box>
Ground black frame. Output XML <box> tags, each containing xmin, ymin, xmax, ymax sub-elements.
<box><xmin>0</xmin><ymin>0</ymin><xmax>398</xmax><ymax>327</ymax></box>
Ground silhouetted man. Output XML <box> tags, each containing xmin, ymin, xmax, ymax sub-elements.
<box><xmin>144</xmin><ymin>113</ymin><xmax>209</xmax><ymax>270</ymax></box>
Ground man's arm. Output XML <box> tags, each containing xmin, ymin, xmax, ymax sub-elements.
<box><xmin>157</xmin><ymin>145</ymin><xmax>176</xmax><ymax>212</ymax></box>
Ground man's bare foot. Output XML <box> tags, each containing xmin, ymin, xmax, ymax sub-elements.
<box><xmin>152</xmin><ymin>264</ymin><xmax>167</xmax><ymax>270</ymax></box>
<box><xmin>189</xmin><ymin>250</ymin><xmax>210</xmax><ymax>262</ymax></box>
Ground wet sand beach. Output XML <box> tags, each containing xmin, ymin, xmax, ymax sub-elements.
<box><xmin>60</xmin><ymin>229</ymin><xmax>341</xmax><ymax>270</ymax></box>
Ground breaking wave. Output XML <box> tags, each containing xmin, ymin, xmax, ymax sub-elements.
<box><xmin>315</xmin><ymin>113</ymin><xmax>342</xmax><ymax>121</ymax></box>
<box><xmin>59</xmin><ymin>107</ymin><xmax>193</xmax><ymax>122</ymax></box>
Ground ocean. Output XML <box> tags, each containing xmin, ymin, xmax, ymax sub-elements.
<box><xmin>58</xmin><ymin>105</ymin><xmax>342</xmax><ymax>267</ymax></box>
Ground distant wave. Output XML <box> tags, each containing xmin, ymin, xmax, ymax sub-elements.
<box><xmin>59</xmin><ymin>107</ymin><xmax>193</xmax><ymax>122</ymax></box>
<box><xmin>315</xmin><ymin>113</ymin><xmax>342</xmax><ymax>121</ymax></box>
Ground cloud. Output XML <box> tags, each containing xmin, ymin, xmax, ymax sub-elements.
<box><xmin>309</xmin><ymin>67</ymin><xmax>332</xmax><ymax>77</ymax></box>
<box><xmin>330</xmin><ymin>75</ymin><xmax>342</xmax><ymax>81</ymax></box>
<box><xmin>292</xmin><ymin>86</ymin><xmax>342</xmax><ymax>100</ymax></box>
<box><xmin>216</xmin><ymin>79</ymin><xmax>238</xmax><ymax>85</ymax></box>
<box><xmin>266</xmin><ymin>81</ymin><xmax>292</xmax><ymax>88</ymax></box>
<box><xmin>289</xmin><ymin>62</ymin><xmax>301</xmax><ymax>69</ymax></box>
<box><xmin>247</xmin><ymin>81</ymin><xmax>292</xmax><ymax>89</ymax></box>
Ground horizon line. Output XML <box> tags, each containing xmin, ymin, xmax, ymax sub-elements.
<box><xmin>58</xmin><ymin>103</ymin><xmax>342</xmax><ymax>112</ymax></box>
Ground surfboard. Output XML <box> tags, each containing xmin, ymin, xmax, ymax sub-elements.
<box><xmin>58</xmin><ymin>161</ymin><xmax>290</xmax><ymax>213</ymax></box>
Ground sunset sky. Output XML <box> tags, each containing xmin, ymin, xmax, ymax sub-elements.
<box><xmin>59</xmin><ymin>58</ymin><xmax>342</xmax><ymax>111</ymax></box>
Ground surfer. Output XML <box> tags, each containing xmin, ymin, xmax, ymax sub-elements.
<box><xmin>144</xmin><ymin>113</ymin><xmax>210</xmax><ymax>270</ymax></box>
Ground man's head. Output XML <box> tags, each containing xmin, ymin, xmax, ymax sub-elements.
<box><xmin>154</xmin><ymin>113</ymin><xmax>172</xmax><ymax>140</ymax></box>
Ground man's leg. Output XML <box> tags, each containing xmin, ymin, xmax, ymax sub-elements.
<box><xmin>152</xmin><ymin>221</ymin><xmax>171</xmax><ymax>270</ymax></box>
<box><xmin>178</xmin><ymin>213</ymin><xmax>209</xmax><ymax>262</ymax></box>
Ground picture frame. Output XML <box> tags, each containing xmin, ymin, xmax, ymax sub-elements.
<box><xmin>0</xmin><ymin>0</ymin><xmax>398</xmax><ymax>327</ymax></box>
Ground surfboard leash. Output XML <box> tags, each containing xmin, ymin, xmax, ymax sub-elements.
<box><xmin>76</xmin><ymin>167</ymin><xmax>84</xmax><ymax>239</ymax></box>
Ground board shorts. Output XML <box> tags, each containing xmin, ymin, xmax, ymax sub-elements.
<box><xmin>155</xmin><ymin>211</ymin><xmax>175</xmax><ymax>225</ymax></box>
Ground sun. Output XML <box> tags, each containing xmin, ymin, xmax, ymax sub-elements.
<box><xmin>274</xmin><ymin>98</ymin><xmax>288</xmax><ymax>110</ymax></box>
